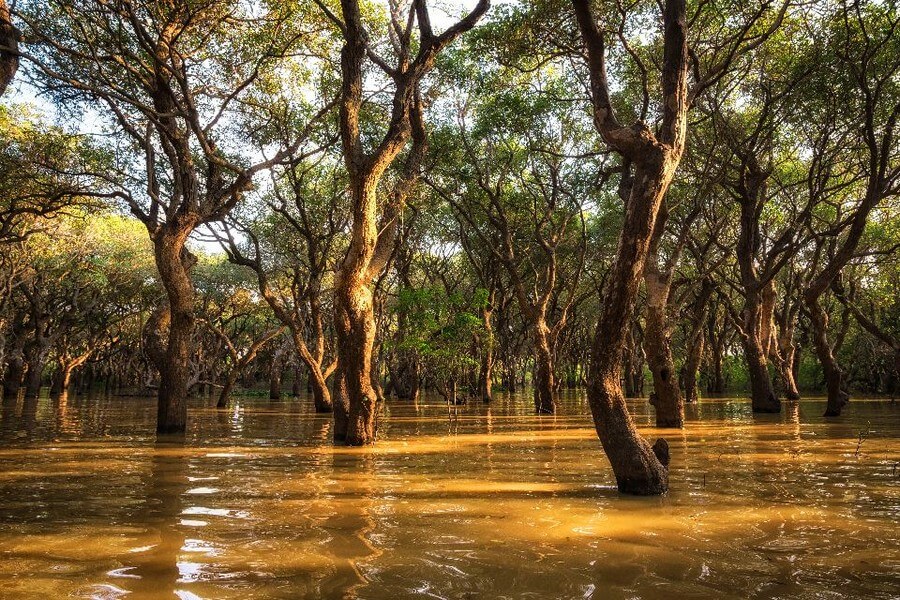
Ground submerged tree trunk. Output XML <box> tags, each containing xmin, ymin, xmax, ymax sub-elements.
<box><xmin>477</xmin><ymin>307</ymin><xmax>494</xmax><ymax>403</ymax></box>
<box><xmin>643</xmin><ymin>265</ymin><xmax>682</xmax><ymax>427</ymax></box>
<box><xmin>532</xmin><ymin>323</ymin><xmax>556</xmax><ymax>414</ymax></box>
<box><xmin>807</xmin><ymin>298</ymin><xmax>848</xmax><ymax>416</ymax></box>
<box><xmin>574</xmin><ymin>0</ymin><xmax>689</xmax><ymax>495</ymax></box>
<box><xmin>153</xmin><ymin>225</ymin><xmax>197</xmax><ymax>435</ymax></box>
<box><xmin>2</xmin><ymin>354</ymin><xmax>24</xmax><ymax>399</ymax></box>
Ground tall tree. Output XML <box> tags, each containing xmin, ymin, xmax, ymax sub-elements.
<box><xmin>18</xmin><ymin>0</ymin><xmax>327</xmax><ymax>433</ymax></box>
<box><xmin>326</xmin><ymin>0</ymin><xmax>490</xmax><ymax>445</ymax></box>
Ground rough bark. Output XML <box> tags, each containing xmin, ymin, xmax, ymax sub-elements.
<box><xmin>532</xmin><ymin>322</ymin><xmax>556</xmax><ymax>414</ymax></box>
<box><xmin>152</xmin><ymin>225</ymin><xmax>197</xmax><ymax>434</ymax></box>
<box><xmin>0</xmin><ymin>0</ymin><xmax>18</xmax><ymax>97</ymax></box>
<box><xmin>643</xmin><ymin>254</ymin><xmax>683</xmax><ymax>427</ymax></box>
<box><xmin>574</xmin><ymin>0</ymin><xmax>688</xmax><ymax>494</ymax></box>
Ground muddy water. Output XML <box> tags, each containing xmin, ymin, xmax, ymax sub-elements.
<box><xmin>0</xmin><ymin>392</ymin><xmax>897</xmax><ymax>599</ymax></box>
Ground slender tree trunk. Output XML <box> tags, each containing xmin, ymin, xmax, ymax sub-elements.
<box><xmin>682</xmin><ymin>334</ymin><xmax>704</xmax><ymax>404</ymax></box>
<box><xmin>776</xmin><ymin>333</ymin><xmax>801</xmax><ymax>400</ymax></box>
<box><xmin>269</xmin><ymin>353</ymin><xmax>283</xmax><ymax>400</ymax></box>
<box><xmin>807</xmin><ymin>298</ymin><xmax>848</xmax><ymax>416</ymax></box>
<box><xmin>478</xmin><ymin>308</ymin><xmax>493</xmax><ymax>403</ymax></box>
<box><xmin>643</xmin><ymin>279</ymin><xmax>683</xmax><ymax>427</ymax></box>
<box><xmin>153</xmin><ymin>226</ymin><xmax>196</xmax><ymax>435</ymax></box>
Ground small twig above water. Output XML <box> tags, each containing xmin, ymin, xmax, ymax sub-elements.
<box><xmin>855</xmin><ymin>422</ymin><xmax>871</xmax><ymax>457</ymax></box>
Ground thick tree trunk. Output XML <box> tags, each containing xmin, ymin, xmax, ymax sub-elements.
<box><xmin>2</xmin><ymin>353</ymin><xmax>24</xmax><ymax>399</ymax></box>
<box><xmin>50</xmin><ymin>362</ymin><xmax>76</xmax><ymax>397</ymax></box>
<box><xmin>585</xmin><ymin>162</ymin><xmax>678</xmax><ymax>495</ymax></box>
<box><xmin>334</xmin><ymin>268</ymin><xmax>378</xmax><ymax>445</ymax></box>
<box><xmin>807</xmin><ymin>298</ymin><xmax>848</xmax><ymax>416</ymax></box>
<box><xmin>740</xmin><ymin>287</ymin><xmax>780</xmax><ymax>413</ymax></box>
<box><xmin>308</xmin><ymin>366</ymin><xmax>332</xmax><ymax>413</ymax></box>
<box><xmin>23</xmin><ymin>352</ymin><xmax>47</xmax><ymax>399</ymax></box>
<box><xmin>153</xmin><ymin>227</ymin><xmax>197</xmax><ymax>435</ymax></box>
<box><xmin>532</xmin><ymin>325</ymin><xmax>556</xmax><ymax>414</ymax></box>
<box><xmin>742</xmin><ymin>335</ymin><xmax>780</xmax><ymax>413</ymax></box>
<box><xmin>0</xmin><ymin>0</ymin><xmax>19</xmax><ymax>97</ymax></box>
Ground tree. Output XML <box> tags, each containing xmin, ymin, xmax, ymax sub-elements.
<box><xmin>18</xmin><ymin>0</ymin><xmax>329</xmax><ymax>433</ymax></box>
<box><xmin>326</xmin><ymin>0</ymin><xmax>490</xmax><ymax>445</ymax></box>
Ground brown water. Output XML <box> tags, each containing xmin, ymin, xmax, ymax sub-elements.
<box><xmin>0</xmin><ymin>392</ymin><xmax>898</xmax><ymax>599</ymax></box>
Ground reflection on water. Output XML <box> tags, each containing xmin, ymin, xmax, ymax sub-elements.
<box><xmin>0</xmin><ymin>391</ymin><xmax>898</xmax><ymax>599</ymax></box>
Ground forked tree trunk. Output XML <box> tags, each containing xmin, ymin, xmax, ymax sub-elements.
<box><xmin>586</xmin><ymin>164</ymin><xmax>676</xmax><ymax>495</ymax></box>
<box><xmin>153</xmin><ymin>225</ymin><xmax>197</xmax><ymax>435</ymax></box>
<box><xmin>574</xmin><ymin>0</ymin><xmax>688</xmax><ymax>496</ymax></box>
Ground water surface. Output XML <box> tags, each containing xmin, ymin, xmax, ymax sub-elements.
<box><xmin>0</xmin><ymin>392</ymin><xmax>898</xmax><ymax>599</ymax></box>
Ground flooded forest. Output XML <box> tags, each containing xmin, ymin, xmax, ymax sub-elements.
<box><xmin>0</xmin><ymin>0</ymin><xmax>899</xmax><ymax>598</ymax></box>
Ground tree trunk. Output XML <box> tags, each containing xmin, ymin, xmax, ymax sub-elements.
<box><xmin>23</xmin><ymin>353</ymin><xmax>47</xmax><ymax>399</ymax></box>
<box><xmin>269</xmin><ymin>353</ymin><xmax>282</xmax><ymax>400</ymax></box>
<box><xmin>216</xmin><ymin>372</ymin><xmax>237</xmax><ymax>409</ymax></box>
<box><xmin>2</xmin><ymin>353</ymin><xmax>24</xmax><ymax>399</ymax></box>
<box><xmin>0</xmin><ymin>0</ymin><xmax>19</xmax><ymax>97</ymax></box>
<box><xmin>807</xmin><ymin>298</ymin><xmax>848</xmax><ymax>416</ymax></box>
<box><xmin>153</xmin><ymin>226</ymin><xmax>197</xmax><ymax>435</ymax></box>
<box><xmin>776</xmin><ymin>335</ymin><xmax>801</xmax><ymax>400</ymax></box>
<box><xmin>643</xmin><ymin>278</ymin><xmax>683</xmax><ymax>427</ymax></box>
<box><xmin>532</xmin><ymin>325</ymin><xmax>556</xmax><ymax>414</ymax></box>
<box><xmin>477</xmin><ymin>308</ymin><xmax>493</xmax><ymax>403</ymax></box>
<box><xmin>739</xmin><ymin>286</ymin><xmax>780</xmax><ymax>413</ymax></box>
<box><xmin>585</xmin><ymin>161</ymin><xmax>679</xmax><ymax>495</ymax></box>
<box><xmin>334</xmin><ymin>267</ymin><xmax>378</xmax><ymax>445</ymax></box>
<box><xmin>742</xmin><ymin>334</ymin><xmax>780</xmax><ymax>413</ymax></box>
<box><xmin>681</xmin><ymin>333</ymin><xmax>704</xmax><ymax>404</ymax></box>
<box><xmin>308</xmin><ymin>366</ymin><xmax>332</xmax><ymax>413</ymax></box>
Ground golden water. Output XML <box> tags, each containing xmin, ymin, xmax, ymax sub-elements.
<box><xmin>0</xmin><ymin>392</ymin><xmax>898</xmax><ymax>599</ymax></box>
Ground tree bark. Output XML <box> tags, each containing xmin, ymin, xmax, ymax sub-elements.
<box><xmin>0</xmin><ymin>0</ymin><xmax>19</xmax><ymax>97</ymax></box>
<box><xmin>807</xmin><ymin>298</ymin><xmax>848</xmax><ymax>416</ymax></box>
<box><xmin>643</xmin><ymin>263</ymin><xmax>683</xmax><ymax>427</ymax></box>
<box><xmin>573</xmin><ymin>0</ymin><xmax>689</xmax><ymax>494</ymax></box>
<box><xmin>152</xmin><ymin>225</ymin><xmax>197</xmax><ymax>434</ymax></box>
<box><xmin>532</xmin><ymin>323</ymin><xmax>556</xmax><ymax>414</ymax></box>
